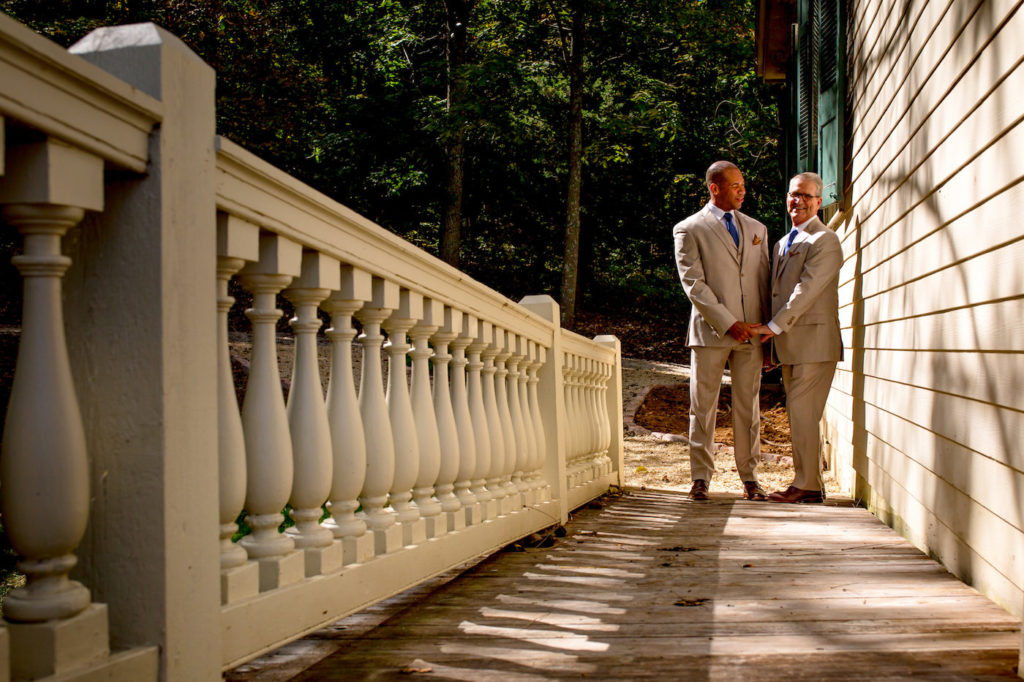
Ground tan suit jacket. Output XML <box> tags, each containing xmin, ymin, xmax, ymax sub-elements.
<box><xmin>673</xmin><ymin>205</ymin><xmax>770</xmax><ymax>346</ymax></box>
<box><xmin>770</xmin><ymin>216</ymin><xmax>843</xmax><ymax>364</ymax></box>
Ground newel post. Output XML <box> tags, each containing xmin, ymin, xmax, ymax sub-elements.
<box><xmin>63</xmin><ymin>24</ymin><xmax>221</xmax><ymax>680</ymax></box>
<box><xmin>519</xmin><ymin>295</ymin><xmax>568</xmax><ymax>524</ymax></box>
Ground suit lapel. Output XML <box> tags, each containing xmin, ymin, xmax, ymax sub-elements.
<box><xmin>774</xmin><ymin>217</ymin><xmax>821</xmax><ymax>282</ymax></box>
<box><xmin>704</xmin><ymin>211</ymin><xmax>739</xmax><ymax>263</ymax></box>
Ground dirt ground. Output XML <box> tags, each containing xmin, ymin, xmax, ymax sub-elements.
<box><xmin>620</xmin><ymin>359</ymin><xmax>841</xmax><ymax>497</ymax></box>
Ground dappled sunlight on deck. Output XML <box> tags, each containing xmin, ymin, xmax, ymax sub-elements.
<box><xmin>231</xmin><ymin>488</ymin><xmax>1020</xmax><ymax>680</ymax></box>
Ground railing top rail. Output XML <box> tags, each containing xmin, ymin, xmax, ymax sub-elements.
<box><xmin>0</xmin><ymin>13</ymin><xmax>162</xmax><ymax>172</ymax></box>
<box><xmin>215</xmin><ymin>136</ymin><xmax>553</xmax><ymax>345</ymax></box>
<box><xmin>560</xmin><ymin>327</ymin><xmax>618</xmax><ymax>361</ymax></box>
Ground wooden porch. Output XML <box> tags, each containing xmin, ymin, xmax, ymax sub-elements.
<box><xmin>230</xmin><ymin>489</ymin><xmax>1021</xmax><ymax>680</ymax></box>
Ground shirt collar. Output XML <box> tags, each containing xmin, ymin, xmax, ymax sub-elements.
<box><xmin>792</xmin><ymin>217</ymin><xmax>814</xmax><ymax>232</ymax></box>
<box><xmin>706</xmin><ymin>202</ymin><xmax>733</xmax><ymax>222</ymax></box>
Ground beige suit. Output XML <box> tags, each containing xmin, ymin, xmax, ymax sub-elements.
<box><xmin>769</xmin><ymin>216</ymin><xmax>843</xmax><ymax>490</ymax></box>
<box><xmin>673</xmin><ymin>205</ymin><xmax>770</xmax><ymax>483</ymax></box>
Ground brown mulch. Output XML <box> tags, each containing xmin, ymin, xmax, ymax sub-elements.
<box><xmin>633</xmin><ymin>382</ymin><xmax>793</xmax><ymax>456</ymax></box>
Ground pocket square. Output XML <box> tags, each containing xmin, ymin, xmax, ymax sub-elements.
<box><xmin>752</xmin><ymin>235</ymin><xmax>762</xmax><ymax>245</ymax></box>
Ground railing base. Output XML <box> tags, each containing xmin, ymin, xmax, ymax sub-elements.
<box><xmin>372</xmin><ymin>525</ymin><xmax>404</xmax><ymax>556</ymax></box>
<box><xmin>341</xmin><ymin>535</ymin><xmax>375</xmax><ymax>566</ymax></box>
<box><xmin>256</xmin><ymin>552</ymin><xmax>305</xmax><ymax>593</ymax></box>
<box><xmin>401</xmin><ymin>519</ymin><xmax>428</xmax><ymax>548</ymax></box>
<box><xmin>221</xmin><ymin>562</ymin><xmax>260</xmax><ymax>606</ymax></box>
<box><xmin>4</xmin><ymin>603</ymin><xmax>156</xmax><ymax>681</ymax></box>
<box><xmin>303</xmin><ymin>544</ymin><xmax>344</xmax><ymax>578</ymax></box>
<box><xmin>221</xmin><ymin>500</ymin><xmax>560</xmax><ymax>670</ymax></box>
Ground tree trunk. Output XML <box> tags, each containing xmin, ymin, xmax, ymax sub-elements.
<box><xmin>441</xmin><ymin>0</ymin><xmax>473</xmax><ymax>268</ymax></box>
<box><xmin>559</xmin><ymin>1</ymin><xmax>584</xmax><ymax>327</ymax></box>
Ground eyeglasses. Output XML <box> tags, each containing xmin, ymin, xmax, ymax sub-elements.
<box><xmin>787</xmin><ymin>192</ymin><xmax>820</xmax><ymax>201</ymax></box>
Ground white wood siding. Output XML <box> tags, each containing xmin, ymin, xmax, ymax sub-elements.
<box><xmin>826</xmin><ymin>0</ymin><xmax>1024</xmax><ymax>616</ymax></box>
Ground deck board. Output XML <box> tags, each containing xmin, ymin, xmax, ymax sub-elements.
<box><xmin>229</xmin><ymin>489</ymin><xmax>1021</xmax><ymax>680</ymax></box>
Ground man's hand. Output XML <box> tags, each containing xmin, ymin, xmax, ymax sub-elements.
<box><xmin>750</xmin><ymin>323</ymin><xmax>776</xmax><ymax>340</ymax></box>
<box><xmin>727</xmin><ymin>321</ymin><xmax>758</xmax><ymax>343</ymax></box>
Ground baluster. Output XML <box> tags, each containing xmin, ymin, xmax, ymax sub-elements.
<box><xmin>517</xmin><ymin>339</ymin><xmax>538</xmax><ymax>501</ymax></box>
<box><xmin>582</xmin><ymin>357</ymin><xmax>599</xmax><ymax>480</ymax></box>
<box><xmin>481</xmin><ymin>327</ymin><xmax>507</xmax><ymax>514</ymax></box>
<box><xmin>238</xmin><ymin>234</ymin><xmax>305</xmax><ymax>590</ymax></box>
<box><xmin>215</xmin><ymin>213</ymin><xmax>260</xmax><ymax>604</ymax></box>
<box><xmin>384</xmin><ymin>290</ymin><xmax>425</xmax><ymax>547</ymax></box>
<box><xmin>507</xmin><ymin>335</ymin><xmax>529</xmax><ymax>498</ymax></box>
<box><xmin>322</xmin><ymin>265</ymin><xmax>374</xmax><ymax>565</ymax></box>
<box><xmin>528</xmin><ymin>344</ymin><xmax>549</xmax><ymax>497</ymax></box>
<box><xmin>0</xmin><ymin>203</ymin><xmax>93</xmax><ymax>623</ymax></box>
<box><xmin>467</xmin><ymin>320</ymin><xmax>494</xmax><ymax>520</ymax></box>
<box><xmin>597</xmin><ymin>359</ymin><xmax>613</xmax><ymax>474</ymax></box>
<box><xmin>355</xmin><ymin>277</ymin><xmax>402</xmax><ymax>555</ymax></box>
<box><xmin>431</xmin><ymin>307</ymin><xmax>464</xmax><ymax>531</ymax></box>
<box><xmin>410</xmin><ymin>298</ymin><xmax>444</xmax><ymax>538</ymax></box>
<box><xmin>492</xmin><ymin>331</ymin><xmax>519</xmax><ymax>508</ymax></box>
<box><xmin>450</xmin><ymin>313</ymin><xmax>479</xmax><ymax>523</ymax></box>
<box><xmin>513</xmin><ymin>336</ymin><xmax>536</xmax><ymax>503</ymax></box>
<box><xmin>563</xmin><ymin>353</ymin><xmax>580</xmax><ymax>486</ymax></box>
<box><xmin>284</xmin><ymin>252</ymin><xmax>343</xmax><ymax>576</ymax></box>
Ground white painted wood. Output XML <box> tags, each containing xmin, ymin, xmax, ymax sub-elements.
<box><xmin>467</xmin><ymin>321</ymin><xmax>493</xmax><ymax>506</ymax></box>
<box><xmin>409</xmin><ymin>298</ymin><xmax>444</xmax><ymax>522</ymax></box>
<box><xmin>355</xmin><ymin>278</ymin><xmax>399</xmax><ymax>532</ymax></box>
<box><xmin>527</xmin><ymin>344</ymin><xmax>549</xmax><ymax>492</ymax></box>
<box><xmin>215</xmin><ymin>137</ymin><xmax>550</xmax><ymax>346</ymax></box>
<box><xmin>451</xmin><ymin>313</ymin><xmax>478</xmax><ymax>514</ymax></box>
<box><xmin>216</xmin><ymin>255</ymin><xmax>249</xmax><ymax>571</ymax></box>
<box><xmin>283</xmin><ymin>253</ymin><xmax>337</xmax><ymax>551</ymax></box>
<box><xmin>0</xmin><ymin>203</ymin><xmax>91</xmax><ymax>622</ymax></box>
<box><xmin>595</xmin><ymin>335</ymin><xmax>624</xmax><ymax>485</ymax></box>
<box><xmin>492</xmin><ymin>329</ymin><xmax>519</xmax><ymax>500</ymax></box>
<box><xmin>512</xmin><ymin>333</ymin><xmax>536</xmax><ymax>489</ymax></box>
<box><xmin>481</xmin><ymin>327</ymin><xmax>507</xmax><ymax>505</ymax></box>
<box><xmin>0</xmin><ymin>14</ymin><xmax>160</xmax><ymax>172</ymax></box>
<box><xmin>431</xmin><ymin>307</ymin><xmax>462</xmax><ymax>515</ymax></box>
<box><xmin>383</xmin><ymin>289</ymin><xmax>422</xmax><ymax>526</ymax></box>
<box><xmin>506</xmin><ymin>335</ymin><xmax>529</xmax><ymax>494</ymax></box>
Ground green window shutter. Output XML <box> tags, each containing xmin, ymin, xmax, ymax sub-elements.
<box><xmin>817</xmin><ymin>0</ymin><xmax>845</xmax><ymax>205</ymax></box>
<box><xmin>796</xmin><ymin>0</ymin><xmax>818</xmax><ymax>173</ymax></box>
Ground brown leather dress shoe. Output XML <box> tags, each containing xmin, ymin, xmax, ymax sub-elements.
<box><xmin>767</xmin><ymin>485</ymin><xmax>824</xmax><ymax>504</ymax></box>
<box><xmin>688</xmin><ymin>479</ymin><xmax>709</xmax><ymax>501</ymax></box>
<box><xmin>743</xmin><ymin>481</ymin><xmax>767</xmax><ymax>501</ymax></box>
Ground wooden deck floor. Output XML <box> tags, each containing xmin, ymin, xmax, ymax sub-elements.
<box><xmin>234</xmin><ymin>489</ymin><xmax>1021</xmax><ymax>680</ymax></box>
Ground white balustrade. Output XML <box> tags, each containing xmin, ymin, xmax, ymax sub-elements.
<box><xmin>238</xmin><ymin>234</ymin><xmax>304</xmax><ymax>589</ymax></box>
<box><xmin>322</xmin><ymin>265</ymin><xmax>372</xmax><ymax>565</ymax></box>
<box><xmin>384</xmin><ymin>289</ymin><xmax>425</xmax><ymax>546</ymax></box>
<box><xmin>0</xmin><ymin>203</ymin><xmax>93</xmax><ymax>623</ymax></box>
<box><xmin>481</xmin><ymin>329</ymin><xmax>507</xmax><ymax>509</ymax></box>
<box><xmin>527</xmin><ymin>344</ymin><xmax>548</xmax><ymax>493</ymax></box>
<box><xmin>450</xmin><ymin>312</ymin><xmax>478</xmax><ymax>517</ymax></box>
<box><xmin>467</xmin><ymin>320</ymin><xmax>493</xmax><ymax>516</ymax></box>
<box><xmin>355</xmin><ymin>277</ymin><xmax>400</xmax><ymax>549</ymax></box>
<box><xmin>507</xmin><ymin>336</ymin><xmax>529</xmax><ymax>496</ymax></box>
<box><xmin>409</xmin><ymin>298</ymin><xmax>444</xmax><ymax>536</ymax></box>
<box><xmin>492</xmin><ymin>330</ymin><xmax>519</xmax><ymax>503</ymax></box>
<box><xmin>284</xmin><ymin>252</ymin><xmax>342</xmax><ymax>575</ymax></box>
<box><xmin>215</xmin><ymin>215</ymin><xmax>259</xmax><ymax>596</ymax></box>
<box><xmin>517</xmin><ymin>338</ymin><xmax>538</xmax><ymax>497</ymax></box>
<box><xmin>0</xmin><ymin>17</ymin><xmax>626</xmax><ymax>680</ymax></box>
<box><xmin>431</xmin><ymin>307</ymin><xmax>463</xmax><ymax>525</ymax></box>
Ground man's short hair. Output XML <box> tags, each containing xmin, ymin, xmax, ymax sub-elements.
<box><xmin>706</xmin><ymin>160</ymin><xmax>739</xmax><ymax>188</ymax></box>
<box><xmin>791</xmin><ymin>172</ymin><xmax>823</xmax><ymax>197</ymax></box>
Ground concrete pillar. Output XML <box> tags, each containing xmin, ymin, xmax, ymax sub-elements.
<box><xmin>65</xmin><ymin>24</ymin><xmax>220</xmax><ymax>680</ymax></box>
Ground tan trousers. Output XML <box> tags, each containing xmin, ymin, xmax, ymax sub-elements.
<box><xmin>781</xmin><ymin>361</ymin><xmax>838</xmax><ymax>491</ymax></box>
<box><xmin>688</xmin><ymin>344</ymin><xmax>762</xmax><ymax>483</ymax></box>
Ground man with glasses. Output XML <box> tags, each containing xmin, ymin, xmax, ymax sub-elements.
<box><xmin>673</xmin><ymin>160</ymin><xmax>771</xmax><ymax>502</ymax></box>
<box><xmin>753</xmin><ymin>172</ymin><xmax>843</xmax><ymax>503</ymax></box>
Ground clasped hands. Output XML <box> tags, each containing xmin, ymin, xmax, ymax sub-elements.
<box><xmin>727</xmin><ymin>321</ymin><xmax>776</xmax><ymax>342</ymax></box>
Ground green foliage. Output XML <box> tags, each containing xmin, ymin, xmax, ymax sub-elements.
<box><xmin>0</xmin><ymin>0</ymin><xmax>783</xmax><ymax>321</ymax></box>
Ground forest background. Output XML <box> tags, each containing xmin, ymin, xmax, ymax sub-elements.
<box><xmin>0</xmin><ymin>0</ymin><xmax>785</xmax><ymax>362</ymax></box>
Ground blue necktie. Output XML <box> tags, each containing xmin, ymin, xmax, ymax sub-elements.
<box><xmin>723</xmin><ymin>213</ymin><xmax>739</xmax><ymax>247</ymax></box>
<box><xmin>783</xmin><ymin>228</ymin><xmax>798</xmax><ymax>255</ymax></box>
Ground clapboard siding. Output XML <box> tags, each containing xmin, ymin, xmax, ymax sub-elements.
<box><xmin>824</xmin><ymin>0</ymin><xmax>1024</xmax><ymax>619</ymax></box>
